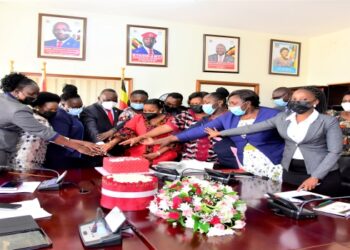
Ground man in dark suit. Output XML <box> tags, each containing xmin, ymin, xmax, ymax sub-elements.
<box><xmin>208</xmin><ymin>43</ymin><xmax>234</xmax><ymax>63</ymax></box>
<box><xmin>132</xmin><ymin>32</ymin><xmax>162</xmax><ymax>55</ymax></box>
<box><xmin>80</xmin><ymin>89</ymin><xmax>122</xmax><ymax>157</ymax></box>
<box><xmin>44</xmin><ymin>22</ymin><xmax>80</xmax><ymax>49</ymax></box>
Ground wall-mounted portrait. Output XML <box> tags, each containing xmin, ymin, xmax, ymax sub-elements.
<box><xmin>37</xmin><ymin>13</ymin><xmax>87</xmax><ymax>60</ymax></box>
<box><xmin>269</xmin><ymin>39</ymin><xmax>301</xmax><ymax>76</ymax></box>
<box><xmin>203</xmin><ymin>34</ymin><xmax>240</xmax><ymax>73</ymax></box>
<box><xmin>127</xmin><ymin>25</ymin><xmax>168</xmax><ymax>67</ymax></box>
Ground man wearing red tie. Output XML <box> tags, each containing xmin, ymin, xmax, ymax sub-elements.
<box><xmin>132</xmin><ymin>32</ymin><xmax>162</xmax><ymax>55</ymax></box>
<box><xmin>80</xmin><ymin>89</ymin><xmax>123</xmax><ymax>157</ymax></box>
<box><xmin>44</xmin><ymin>22</ymin><xmax>80</xmax><ymax>49</ymax></box>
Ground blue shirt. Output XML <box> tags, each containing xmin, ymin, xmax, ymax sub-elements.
<box><xmin>175</xmin><ymin>107</ymin><xmax>284</xmax><ymax>165</ymax></box>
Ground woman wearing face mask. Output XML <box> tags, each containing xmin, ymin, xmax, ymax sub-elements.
<box><xmin>117</xmin><ymin>90</ymin><xmax>149</xmax><ymax>123</ymax></box>
<box><xmin>102</xmin><ymin>99</ymin><xmax>179</xmax><ymax>164</ymax></box>
<box><xmin>0</xmin><ymin>73</ymin><xmax>103</xmax><ymax>166</ymax></box>
<box><xmin>206</xmin><ymin>87</ymin><xmax>342</xmax><ymax>196</ymax></box>
<box><xmin>155</xmin><ymin>89</ymin><xmax>284</xmax><ymax>178</ymax></box>
<box><xmin>119</xmin><ymin>91</ymin><xmax>210</xmax><ymax>160</ymax></box>
<box><xmin>8</xmin><ymin>92</ymin><xmax>60</xmax><ymax>169</ymax></box>
<box><xmin>44</xmin><ymin>84</ymin><xmax>86</xmax><ymax>169</ymax></box>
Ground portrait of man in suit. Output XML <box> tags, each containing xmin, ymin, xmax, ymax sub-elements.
<box><xmin>44</xmin><ymin>22</ymin><xmax>80</xmax><ymax>49</ymax></box>
<box><xmin>208</xmin><ymin>43</ymin><xmax>234</xmax><ymax>63</ymax></box>
<box><xmin>132</xmin><ymin>32</ymin><xmax>162</xmax><ymax>55</ymax></box>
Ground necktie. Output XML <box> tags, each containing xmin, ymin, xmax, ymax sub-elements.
<box><xmin>149</xmin><ymin>49</ymin><xmax>154</xmax><ymax>55</ymax></box>
<box><xmin>107</xmin><ymin>110</ymin><xmax>114</xmax><ymax>125</ymax></box>
<box><xmin>57</xmin><ymin>41</ymin><xmax>63</xmax><ymax>47</ymax></box>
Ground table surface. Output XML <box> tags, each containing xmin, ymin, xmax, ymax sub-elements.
<box><xmin>1</xmin><ymin>168</ymin><xmax>350</xmax><ymax>250</ymax></box>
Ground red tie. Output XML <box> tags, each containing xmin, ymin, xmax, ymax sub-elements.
<box><xmin>57</xmin><ymin>41</ymin><xmax>63</xmax><ymax>47</ymax></box>
<box><xmin>107</xmin><ymin>110</ymin><xmax>114</xmax><ymax>125</ymax></box>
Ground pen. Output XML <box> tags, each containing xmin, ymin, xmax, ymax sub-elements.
<box><xmin>316</xmin><ymin>200</ymin><xmax>333</xmax><ymax>208</ymax></box>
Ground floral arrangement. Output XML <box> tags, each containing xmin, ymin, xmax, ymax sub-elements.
<box><xmin>148</xmin><ymin>177</ymin><xmax>247</xmax><ymax>237</ymax></box>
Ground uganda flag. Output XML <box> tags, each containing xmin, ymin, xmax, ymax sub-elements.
<box><xmin>119</xmin><ymin>79</ymin><xmax>128</xmax><ymax>110</ymax></box>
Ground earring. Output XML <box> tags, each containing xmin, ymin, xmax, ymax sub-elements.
<box><xmin>313</xmin><ymin>104</ymin><xmax>316</xmax><ymax>107</ymax></box>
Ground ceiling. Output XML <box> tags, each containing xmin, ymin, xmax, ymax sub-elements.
<box><xmin>3</xmin><ymin>0</ymin><xmax>350</xmax><ymax>37</ymax></box>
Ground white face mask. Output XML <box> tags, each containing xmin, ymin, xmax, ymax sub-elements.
<box><xmin>101</xmin><ymin>101</ymin><xmax>117</xmax><ymax>110</ymax></box>
<box><xmin>341</xmin><ymin>102</ymin><xmax>350</xmax><ymax>112</ymax></box>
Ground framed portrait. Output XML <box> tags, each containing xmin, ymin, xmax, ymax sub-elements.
<box><xmin>37</xmin><ymin>13</ymin><xmax>87</xmax><ymax>60</ymax></box>
<box><xmin>203</xmin><ymin>34</ymin><xmax>240</xmax><ymax>73</ymax></box>
<box><xmin>269</xmin><ymin>39</ymin><xmax>301</xmax><ymax>76</ymax></box>
<box><xmin>127</xmin><ymin>24</ymin><xmax>168</xmax><ymax>67</ymax></box>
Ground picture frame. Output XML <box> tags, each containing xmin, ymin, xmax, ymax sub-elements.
<box><xmin>269</xmin><ymin>39</ymin><xmax>301</xmax><ymax>76</ymax></box>
<box><xmin>127</xmin><ymin>24</ymin><xmax>168</xmax><ymax>67</ymax></box>
<box><xmin>37</xmin><ymin>13</ymin><xmax>87</xmax><ymax>60</ymax></box>
<box><xmin>203</xmin><ymin>34</ymin><xmax>240</xmax><ymax>73</ymax></box>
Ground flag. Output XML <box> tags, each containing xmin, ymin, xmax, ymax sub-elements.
<box><xmin>119</xmin><ymin>79</ymin><xmax>128</xmax><ymax>110</ymax></box>
<box><xmin>40</xmin><ymin>68</ymin><xmax>47</xmax><ymax>91</ymax></box>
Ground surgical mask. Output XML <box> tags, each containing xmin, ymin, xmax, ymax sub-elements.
<box><xmin>273</xmin><ymin>98</ymin><xmax>288</xmax><ymax>107</ymax></box>
<box><xmin>164</xmin><ymin>105</ymin><xmax>180</xmax><ymax>114</ymax></box>
<box><xmin>341</xmin><ymin>102</ymin><xmax>350</xmax><ymax>112</ymax></box>
<box><xmin>68</xmin><ymin>107</ymin><xmax>83</xmax><ymax>116</ymax></box>
<box><xmin>229</xmin><ymin>106</ymin><xmax>246</xmax><ymax>116</ymax></box>
<box><xmin>20</xmin><ymin>96</ymin><xmax>36</xmax><ymax>105</ymax></box>
<box><xmin>130</xmin><ymin>102</ymin><xmax>144</xmax><ymax>111</ymax></box>
<box><xmin>190</xmin><ymin>105</ymin><xmax>203</xmax><ymax>114</ymax></box>
<box><xmin>202</xmin><ymin>104</ymin><xmax>216</xmax><ymax>115</ymax></box>
<box><xmin>143</xmin><ymin>113</ymin><xmax>158</xmax><ymax>120</ymax></box>
<box><xmin>288</xmin><ymin>101</ymin><xmax>313</xmax><ymax>114</ymax></box>
<box><xmin>41</xmin><ymin>111</ymin><xmax>57</xmax><ymax>119</ymax></box>
<box><xmin>101</xmin><ymin>101</ymin><xmax>117</xmax><ymax>110</ymax></box>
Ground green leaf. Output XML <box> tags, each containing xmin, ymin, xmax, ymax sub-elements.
<box><xmin>192</xmin><ymin>216</ymin><xmax>200</xmax><ymax>232</ymax></box>
<box><xmin>199</xmin><ymin>222</ymin><xmax>210</xmax><ymax>233</ymax></box>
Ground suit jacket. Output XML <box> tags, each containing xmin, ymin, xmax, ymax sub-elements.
<box><xmin>0</xmin><ymin>93</ymin><xmax>57</xmax><ymax>164</ymax></box>
<box><xmin>44</xmin><ymin>37</ymin><xmax>80</xmax><ymax>49</ymax></box>
<box><xmin>176</xmin><ymin>107</ymin><xmax>284</xmax><ymax>165</ymax></box>
<box><xmin>132</xmin><ymin>46</ymin><xmax>162</xmax><ymax>55</ymax></box>
<box><xmin>221</xmin><ymin>112</ymin><xmax>343</xmax><ymax>179</ymax></box>
<box><xmin>80</xmin><ymin>103</ymin><xmax>122</xmax><ymax>143</ymax></box>
<box><xmin>208</xmin><ymin>54</ymin><xmax>234</xmax><ymax>63</ymax></box>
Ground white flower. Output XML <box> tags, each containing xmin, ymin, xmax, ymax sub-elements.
<box><xmin>185</xmin><ymin>217</ymin><xmax>194</xmax><ymax>228</ymax></box>
<box><xmin>159</xmin><ymin>199</ymin><xmax>170</xmax><ymax>210</ymax></box>
<box><xmin>236</xmin><ymin>203</ymin><xmax>247</xmax><ymax>213</ymax></box>
<box><xmin>232</xmin><ymin>220</ymin><xmax>246</xmax><ymax>229</ymax></box>
<box><xmin>181</xmin><ymin>184</ymin><xmax>192</xmax><ymax>193</ymax></box>
<box><xmin>148</xmin><ymin>201</ymin><xmax>158</xmax><ymax>214</ymax></box>
<box><xmin>171</xmin><ymin>191</ymin><xmax>181</xmax><ymax>198</ymax></box>
<box><xmin>192</xmin><ymin>196</ymin><xmax>202</xmax><ymax>207</ymax></box>
<box><xmin>207</xmin><ymin>225</ymin><xmax>235</xmax><ymax>237</ymax></box>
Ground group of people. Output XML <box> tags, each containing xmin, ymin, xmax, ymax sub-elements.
<box><xmin>0</xmin><ymin>73</ymin><xmax>349</xmax><ymax>196</ymax></box>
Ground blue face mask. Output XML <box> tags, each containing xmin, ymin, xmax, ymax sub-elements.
<box><xmin>202</xmin><ymin>104</ymin><xmax>216</xmax><ymax>115</ymax></box>
<box><xmin>229</xmin><ymin>106</ymin><xmax>246</xmax><ymax>116</ymax></box>
<box><xmin>130</xmin><ymin>102</ymin><xmax>144</xmax><ymax>110</ymax></box>
<box><xmin>273</xmin><ymin>98</ymin><xmax>288</xmax><ymax>107</ymax></box>
<box><xmin>68</xmin><ymin>107</ymin><xmax>83</xmax><ymax>116</ymax></box>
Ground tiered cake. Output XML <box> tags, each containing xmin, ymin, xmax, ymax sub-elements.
<box><xmin>103</xmin><ymin>157</ymin><xmax>150</xmax><ymax>173</ymax></box>
<box><xmin>100</xmin><ymin>174</ymin><xmax>158</xmax><ymax>211</ymax></box>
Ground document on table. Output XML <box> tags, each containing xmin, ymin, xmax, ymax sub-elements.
<box><xmin>0</xmin><ymin>198</ymin><xmax>51</xmax><ymax>219</ymax></box>
<box><xmin>272</xmin><ymin>190</ymin><xmax>329</xmax><ymax>203</ymax></box>
<box><xmin>0</xmin><ymin>181</ymin><xmax>40</xmax><ymax>194</ymax></box>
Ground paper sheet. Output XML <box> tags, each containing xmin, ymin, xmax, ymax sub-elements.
<box><xmin>0</xmin><ymin>181</ymin><xmax>40</xmax><ymax>194</ymax></box>
<box><xmin>272</xmin><ymin>190</ymin><xmax>329</xmax><ymax>203</ymax></box>
<box><xmin>0</xmin><ymin>198</ymin><xmax>51</xmax><ymax>219</ymax></box>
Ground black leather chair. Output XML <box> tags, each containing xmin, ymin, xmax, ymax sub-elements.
<box><xmin>338</xmin><ymin>156</ymin><xmax>350</xmax><ymax>194</ymax></box>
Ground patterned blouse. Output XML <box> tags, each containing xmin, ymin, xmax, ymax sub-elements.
<box><xmin>8</xmin><ymin>113</ymin><xmax>50</xmax><ymax>169</ymax></box>
<box><xmin>118</xmin><ymin>107</ymin><xmax>137</xmax><ymax>123</ymax></box>
<box><xmin>168</xmin><ymin>110</ymin><xmax>217</xmax><ymax>162</ymax></box>
<box><xmin>328</xmin><ymin>110</ymin><xmax>350</xmax><ymax>155</ymax></box>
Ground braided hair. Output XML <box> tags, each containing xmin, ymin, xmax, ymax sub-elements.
<box><xmin>298</xmin><ymin>86</ymin><xmax>327</xmax><ymax>114</ymax></box>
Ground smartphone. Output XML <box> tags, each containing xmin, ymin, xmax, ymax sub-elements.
<box><xmin>0</xmin><ymin>181</ymin><xmax>23</xmax><ymax>190</ymax></box>
<box><xmin>292</xmin><ymin>194</ymin><xmax>323</xmax><ymax>201</ymax></box>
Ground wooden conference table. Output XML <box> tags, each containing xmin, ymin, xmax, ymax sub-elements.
<box><xmin>1</xmin><ymin>167</ymin><xmax>350</xmax><ymax>250</ymax></box>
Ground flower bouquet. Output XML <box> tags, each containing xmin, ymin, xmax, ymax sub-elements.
<box><xmin>149</xmin><ymin>177</ymin><xmax>247</xmax><ymax>237</ymax></box>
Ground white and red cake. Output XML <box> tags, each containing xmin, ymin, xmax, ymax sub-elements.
<box><xmin>100</xmin><ymin>174</ymin><xmax>158</xmax><ymax>211</ymax></box>
<box><xmin>103</xmin><ymin>157</ymin><xmax>150</xmax><ymax>173</ymax></box>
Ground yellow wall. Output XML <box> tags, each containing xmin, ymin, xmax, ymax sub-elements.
<box><xmin>308</xmin><ymin>27</ymin><xmax>350</xmax><ymax>85</ymax></box>
<box><xmin>0</xmin><ymin>2</ymin><xmax>310</xmax><ymax>106</ymax></box>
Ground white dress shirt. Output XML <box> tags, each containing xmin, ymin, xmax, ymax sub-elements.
<box><xmin>286</xmin><ymin>109</ymin><xmax>319</xmax><ymax>159</ymax></box>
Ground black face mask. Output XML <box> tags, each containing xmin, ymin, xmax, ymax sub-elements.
<box><xmin>190</xmin><ymin>105</ymin><xmax>203</xmax><ymax>114</ymax></box>
<box><xmin>288</xmin><ymin>101</ymin><xmax>313</xmax><ymax>114</ymax></box>
<box><xmin>41</xmin><ymin>111</ymin><xmax>57</xmax><ymax>119</ymax></box>
<box><xmin>20</xmin><ymin>96</ymin><xmax>36</xmax><ymax>105</ymax></box>
<box><xmin>164</xmin><ymin>105</ymin><xmax>180</xmax><ymax>114</ymax></box>
<box><xmin>143</xmin><ymin>113</ymin><xmax>158</xmax><ymax>120</ymax></box>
